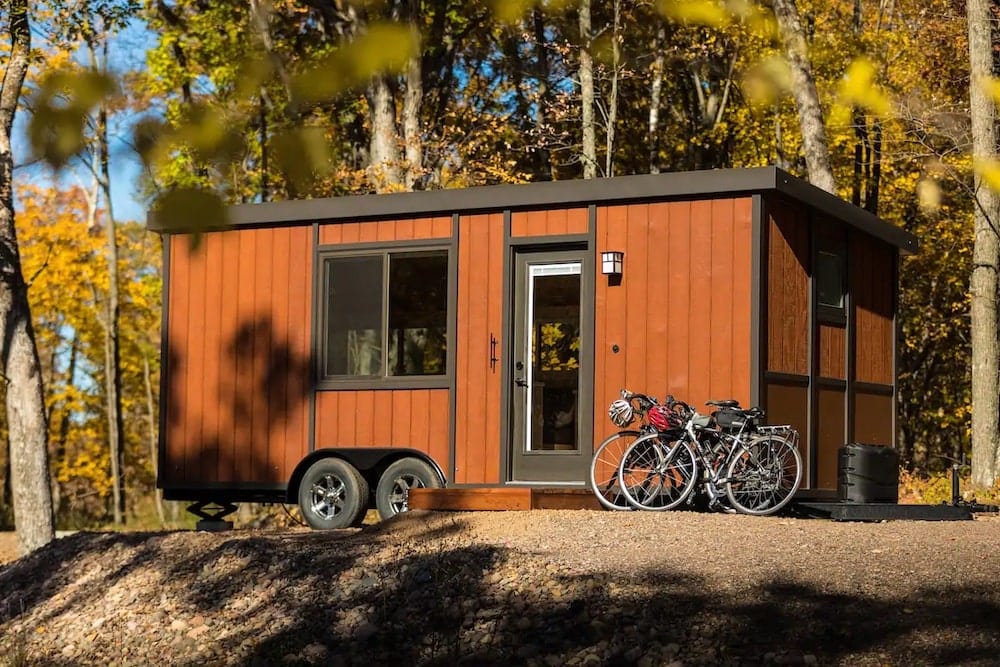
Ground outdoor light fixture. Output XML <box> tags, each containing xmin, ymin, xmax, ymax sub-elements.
<box><xmin>601</xmin><ymin>250</ymin><xmax>624</xmax><ymax>276</ymax></box>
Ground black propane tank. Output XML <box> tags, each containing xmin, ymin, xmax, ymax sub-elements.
<box><xmin>838</xmin><ymin>443</ymin><xmax>899</xmax><ymax>503</ymax></box>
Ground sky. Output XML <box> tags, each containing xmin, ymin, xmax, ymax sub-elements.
<box><xmin>15</xmin><ymin>17</ymin><xmax>153</xmax><ymax>225</ymax></box>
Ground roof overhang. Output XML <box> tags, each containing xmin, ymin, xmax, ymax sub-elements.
<box><xmin>147</xmin><ymin>166</ymin><xmax>918</xmax><ymax>254</ymax></box>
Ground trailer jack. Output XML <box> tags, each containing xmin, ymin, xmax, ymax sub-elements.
<box><xmin>947</xmin><ymin>455</ymin><xmax>999</xmax><ymax>514</ymax></box>
<box><xmin>187</xmin><ymin>501</ymin><xmax>238</xmax><ymax>532</ymax></box>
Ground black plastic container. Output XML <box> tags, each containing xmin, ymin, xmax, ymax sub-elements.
<box><xmin>838</xmin><ymin>443</ymin><xmax>899</xmax><ymax>503</ymax></box>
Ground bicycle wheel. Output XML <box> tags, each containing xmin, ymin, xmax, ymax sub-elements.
<box><xmin>617</xmin><ymin>433</ymin><xmax>699</xmax><ymax>511</ymax></box>
<box><xmin>589</xmin><ymin>430</ymin><xmax>644</xmax><ymax>510</ymax></box>
<box><xmin>724</xmin><ymin>435</ymin><xmax>802</xmax><ymax>516</ymax></box>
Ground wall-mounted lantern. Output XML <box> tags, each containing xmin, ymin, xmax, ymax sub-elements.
<box><xmin>601</xmin><ymin>250</ymin><xmax>624</xmax><ymax>276</ymax></box>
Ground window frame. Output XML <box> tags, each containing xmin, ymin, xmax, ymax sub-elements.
<box><xmin>316</xmin><ymin>242</ymin><xmax>453</xmax><ymax>390</ymax></box>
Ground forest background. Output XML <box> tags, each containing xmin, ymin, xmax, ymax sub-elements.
<box><xmin>0</xmin><ymin>0</ymin><xmax>993</xmax><ymax>531</ymax></box>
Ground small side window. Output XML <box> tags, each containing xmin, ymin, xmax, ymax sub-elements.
<box><xmin>816</xmin><ymin>250</ymin><xmax>844</xmax><ymax>309</ymax></box>
<box><xmin>815</xmin><ymin>237</ymin><xmax>846</xmax><ymax>324</ymax></box>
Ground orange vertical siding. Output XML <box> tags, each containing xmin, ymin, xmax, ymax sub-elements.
<box><xmin>852</xmin><ymin>235</ymin><xmax>894</xmax><ymax>385</ymax></box>
<box><xmin>818</xmin><ymin>324</ymin><xmax>847</xmax><ymax>380</ymax></box>
<box><xmin>313</xmin><ymin>390</ymin><xmax>451</xmax><ymax>471</ymax></box>
<box><xmin>593</xmin><ymin>198</ymin><xmax>753</xmax><ymax>446</ymax></box>
<box><xmin>454</xmin><ymin>213</ymin><xmax>505</xmax><ymax>483</ymax></box>
<box><xmin>767</xmin><ymin>203</ymin><xmax>810</xmax><ymax>375</ymax></box>
<box><xmin>318</xmin><ymin>216</ymin><xmax>452</xmax><ymax>245</ymax></box>
<box><xmin>511</xmin><ymin>207</ymin><xmax>589</xmax><ymax>237</ymax></box>
<box><xmin>164</xmin><ymin>226</ymin><xmax>313</xmax><ymax>487</ymax></box>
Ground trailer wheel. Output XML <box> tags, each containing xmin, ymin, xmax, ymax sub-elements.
<box><xmin>375</xmin><ymin>458</ymin><xmax>442</xmax><ymax>520</ymax></box>
<box><xmin>298</xmin><ymin>458</ymin><xmax>369</xmax><ymax>529</ymax></box>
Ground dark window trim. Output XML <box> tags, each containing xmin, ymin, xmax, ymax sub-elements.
<box><xmin>316</xmin><ymin>242</ymin><xmax>453</xmax><ymax>390</ymax></box>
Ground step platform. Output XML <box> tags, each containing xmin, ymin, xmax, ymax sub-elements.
<box><xmin>408</xmin><ymin>487</ymin><xmax>602</xmax><ymax>512</ymax></box>
<box><xmin>793</xmin><ymin>501</ymin><xmax>978</xmax><ymax>521</ymax></box>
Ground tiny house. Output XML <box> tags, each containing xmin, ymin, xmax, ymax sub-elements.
<box><xmin>150</xmin><ymin>167</ymin><xmax>917</xmax><ymax>527</ymax></box>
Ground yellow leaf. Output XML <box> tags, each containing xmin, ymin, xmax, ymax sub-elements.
<box><xmin>837</xmin><ymin>57</ymin><xmax>891</xmax><ymax>117</ymax></box>
<box><xmin>491</xmin><ymin>0</ymin><xmax>534</xmax><ymax>24</ymax></box>
<box><xmin>659</xmin><ymin>0</ymin><xmax>731</xmax><ymax>27</ymax></box>
<box><xmin>917</xmin><ymin>178</ymin><xmax>942</xmax><ymax>214</ymax></box>
<box><xmin>974</xmin><ymin>157</ymin><xmax>1000</xmax><ymax>192</ymax></box>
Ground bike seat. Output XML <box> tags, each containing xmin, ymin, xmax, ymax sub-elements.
<box><xmin>706</xmin><ymin>399</ymin><xmax>740</xmax><ymax>409</ymax></box>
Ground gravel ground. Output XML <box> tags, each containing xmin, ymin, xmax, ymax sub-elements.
<box><xmin>0</xmin><ymin>509</ymin><xmax>998</xmax><ymax>666</ymax></box>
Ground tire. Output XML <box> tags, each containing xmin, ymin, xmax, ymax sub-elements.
<box><xmin>298</xmin><ymin>458</ymin><xmax>369</xmax><ymax>529</ymax></box>
<box><xmin>725</xmin><ymin>435</ymin><xmax>803</xmax><ymax>516</ymax></box>
<box><xmin>589</xmin><ymin>430</ymin><xmax>643</xmax><ymax>510</ymax></box>
<box><xmin>375</xmin><ymin>457</ymin><xmax>443</xmax><ymax>520</ymax></box>
<box><xmin>617</xmin><ymin>433</ymin><xmax>699</xmax><ymax>511</ymax></box>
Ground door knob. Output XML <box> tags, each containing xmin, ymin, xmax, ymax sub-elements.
<box><xmin>514</xmin><ymin>377</ymin><xmax>529</xmax><ymax>388</ymax></box>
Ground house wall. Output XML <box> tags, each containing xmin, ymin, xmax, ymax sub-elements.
<box><xmin>592</xmin><ymin>198</ymin><xmax>755</xmax><ymax>446</ymax></box>
<box><xmin>312</xmin><ymin>216</ymin><xmax>454</xmax><ymax>474</ymax></box>
<box><xmin>163</xmin><ymin>227</ymin><xmax>312</xmax><ymax>487</ymax></box>
<box><xmin>763</xmin><ymin>196</ymin><xmax>898</xmax><ymax>491</ymax></box>
<box><xmin>454</xmin><ymin>213</ymin><xmax>505</xmax><ymax>484</ymax></box>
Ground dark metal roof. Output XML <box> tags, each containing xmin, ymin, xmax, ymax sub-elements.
<box><xmin>148</xmin><ymin>166</ymin><xmax>918</xmax><ymax>254</ymax></box>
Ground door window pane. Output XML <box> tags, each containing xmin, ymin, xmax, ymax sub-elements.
<box><xmin>387</xmin><ymin>252</ymin><xmax>448</xmax><ymax>376</ymax></box>
<box><xmin>326</xmin><ymin>256</ymin><xmax>383</xmax><ymax>376</ymax></box>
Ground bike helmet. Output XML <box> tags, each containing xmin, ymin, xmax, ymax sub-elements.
<box><xmin>648</xmin><ymin>404</ymin><xmax>682</xmax><ymax>431</ymax></box>
<box><xmin>608</xmin><ymin>398</ymin><xmax>634</xmax><ymax>427</ymax></box>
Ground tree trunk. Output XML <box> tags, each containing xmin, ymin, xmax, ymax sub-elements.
<box><xmin>143</xmin><ymin>353</ymin><xmax>166</xmax><ymax>527</ymax></box>
<box><xmin>0</xmin><ymin>0</ymin><xmax>55</xmax><ymax>555</ymax></box>
<box><xmin>533</xmin><ymin>8</ymin><xmax>552</xmax><ymax>180</ymax></box>
<box><xmin>402</xmin><ymin>0</ymin><xmax>422</xmax><ymax>192</ymax></box>
<box><xmin>967</xmin><ymin>0</ymin><xmax>1000</xmax><ymax>488</ymax></box>
<box><xmin>771</xmin><ymin>0</ymin><xmax>837</xmax><ymax>194</ymax></box>
<box><xmin>85</xmin><ymin>33</ymin><xmax>126</xmax><ymax>526</ymax></box>
<box><xmin>604</xmin><ymin>0</ymin><xmax>621</xmax><ymax>178</ymax></box>
<box><xmin>367</xmin><ymin>76</ymin><xmax>402</xmax><ymax>192</ymax></box>
<box><xmin>579</xmin><ymin>0</ymin><xmax>597</xmax><ymax>179</ymax></box>
<box><xmin>648</xmin><ymin>24</ymin><xmax>665</xmax><ymax>174</ymax></box>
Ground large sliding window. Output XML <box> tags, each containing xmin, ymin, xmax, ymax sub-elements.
<box><xmin>323</xmin><ymin>249</ymin><xmax>449</xmax><ymax>382</ymax></box>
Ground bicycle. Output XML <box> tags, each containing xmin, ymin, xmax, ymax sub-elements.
<box><xmin>617</xmin><ymin>400</ymin><xmax>802</xmax><ymax>516</ymax></box>
<box><xmin>588</xmin><ymin>389</ymin><xmax>688</xmax><ymax>510</ymax></box>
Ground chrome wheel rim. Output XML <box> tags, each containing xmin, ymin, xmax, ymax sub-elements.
<box><xmin>309</xmin><ymin>473</ymin><xmax>347</xmax><ymax>520</ymax></box>
<box><xmin>387</xmin><ymin>473</ymin><xmax>425</xmax><ymax>514</ymax></box>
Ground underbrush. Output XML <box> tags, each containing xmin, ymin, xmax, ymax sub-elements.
<box><xmin>899</xmin><ymin>469</ymin><xmax>1000</xmax><ymax>506</ymax></box>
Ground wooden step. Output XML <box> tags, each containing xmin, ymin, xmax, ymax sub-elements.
<box><xmin>408</xmin><ymin>487</ymin><xmax>532</xmax><ymax>511</ymax></box>
<box><xmin>408</xmin><ymin>486</ymin><xmax>601</xmax><ymax>512</ymax></box>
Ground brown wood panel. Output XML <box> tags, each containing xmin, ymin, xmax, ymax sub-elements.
<box><xmin>408</xmin><ymin>487</ymin><xmax>532</xmax><ymax>511</ymax></box>
<box><xmin>319</xmin><ymin>216</ymin><xmax>452</xmax><ymax>245</ymax></box>
<box><xmin>593</xmin><ymin>198</ymin><xmax>753</xmax><ymax>443</ymax></box>
<box><xmin>710</xmin><ymin>198</ymin><xmax>735</xmax><ymax>400</ymax></box>
<box><xmin>165</xmin><ymin>236</ymin><xmax>190</xmax><ymax>485</ymax></box>
<box><xmin>183</xmin><ymin>235</ymin><xmax>207</xmax><ymax>483</ymax></box>
<box><xmin>853</xmin><ymin>389</ymin><xmax>894</xmax><ymax>445</ymax></box>
<box><xmin>313</xmin><ymin>390</ymin><xmax>450</xmax><ymax>466</ymax></box>
<box><xmin>852</xmin><ymin>235</ymin><xmax>894</xmax><ymax>385</ymax></box>
<box><xmin>593</xmin><ymin>205</ymin><xmax>629</xmax><ymax>447</ymax></box>
<box><xmin>164</xmin><ymin>225</ymin><xmax>312</xmax><ymax>487</ymax></box>
<box><xmin>624</xmin><ymin>204</ymin><xmax>651</xmax><ymax>393</ymax></box>
<box><xmin>511</xmin><ymin>207</ymin><xmax>588</xmax><ymax>237</ymax></box>
<box><xmin>765</xmin><ymin>381</ymin><xmax>810</xmax><ymax>488</ymax></box>
<box><xmin>531</xmin><ymin>488</ymin><xmax>603</xmax><ymax>510</ymax></box>
<box><xmin>819</xmin><ymin>324</ymin><xmax>847</xmax><ymax>380</ymax></box>
<box><xmin>199</xmin><ymin>233</ymin><xmax>223</xmax><ymax>484</ymax></box>
<box><xmin>455</xmin><ymin>213</ymin><xmax>504</xmax><ymax>482</ymax></box>
<box><xmin>252</xmin><ymin>227</ymin><xmax>274</xmax><ymax>481</ymax></box>
<box><xmin>817</xmin><ymin>387</ymin><xmax>846</xmax><ymax>490</ymax></box>
<box><xmin>767</xmin><ymin>200</ymin><xmax>810</xmax><ymax>375</ymax></box>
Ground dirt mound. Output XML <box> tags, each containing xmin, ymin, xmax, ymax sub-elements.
<box><xmin>1</xmin><ymin>510</ymin><xmax>998</xmax><ymax>666</ymax></box>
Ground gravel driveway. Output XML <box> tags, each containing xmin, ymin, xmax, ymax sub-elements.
<box><xmin>1</xmin><ymin>509</ymin><xmax>998</xmax><ymax>666</ymax></box>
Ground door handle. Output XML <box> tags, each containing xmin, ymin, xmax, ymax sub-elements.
<box><xmin>514</xmin><ymin>377</ymin><xmax>529</xmax><ymax>388</ymax></box>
